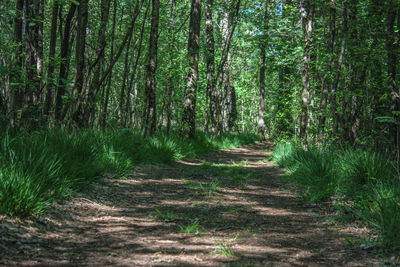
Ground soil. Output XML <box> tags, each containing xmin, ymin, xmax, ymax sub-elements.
<box><xmin>0</xmin><ymin>142</ymin><xmax>397</xmax><ymax>266</ymax></box>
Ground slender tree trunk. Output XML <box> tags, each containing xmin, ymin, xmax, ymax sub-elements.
<box><xmin>86</xmin><ymin>0</ymin><xmax>111</xmax><ymax>126</ymax></box>
<box><xmin>44</xmin><ymin>1</ymin><xmax>60</xmax><ymax>120</ymax></box>
<box><xmin>164</xmin><ymin>0</ymin><xmax>177</xmax><ymax>133</ymax></box>
<box><xmin>71</xmin><ymin>0</ymin><xmax>89</xmax><ymax>127</ymax></box>
<box><xmin>318</xmin><ymin>0</ymin><xmax>336</xmax><ymax>137</ymax></box>
<box><xmin>299</xmin><ymin>0</ymin><xmax>315</xmax><ymax>144</ymax></box>
<box><xmin>214</xmin><ymin>0</ymin><xmax>241</xmax><ymax>134</ymax></box>
<box><xmin>125</xmin><ymin>0</ymin><xmax>150</xmax><ymax>127</ymax></box>
<box><xmin>331</xmin><ymin>3</ymin><xmax>347</xmax><ymax>135</ymax></box>
<box><xmin>387</xmin><ymin>0</ymin><xmax>400</xmax><ymax>169</ymax></box>
<box><xmin>101</xmin><ymin>0</ymin><xmax>117</xmax><ymax>129</ymax></box>
<box><xmin>23</xmin><ymin>0</ymin><xmax>44</xmax><ymax>126</ymax></box>
<box><xmin>143</xmin><ymin>0</ymin><xmax>160</xmax><ymax>137</ymax></box>
<box><xmin>10</xmin><ymin>0</ymin><xmax>25</xmax><ymax>125</ymax></box>
<box><xmin>55</xmin><ymin>3</ymin><xmax>77</xmax><ymax>122</ymax></box>
<box><xmin>119</xmin><ymin>33</ymin><xmax>133</xmax><ymax>125</ymax></box>
<box><xmin>205</xmin><ymin>0</ymin><xmax>217</xmax><ymax>135</ymax></box>
<box><xmin>258</xmin><ymin>0</ymin><xmax>270</xmax><ymax>140</ymax></box>
<box><xmin>181</xmin><ymin>0</ymin><xmax>202</xmax><ymax>139</ymax></box>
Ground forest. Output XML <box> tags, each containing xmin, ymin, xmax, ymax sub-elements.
<box><xmin>0</xmin><ymin>0</ymin><xmax>399</xmax><ymax>265</ymax></box>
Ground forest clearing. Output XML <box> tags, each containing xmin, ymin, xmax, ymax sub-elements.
<box><xmin>1</xmin><ymin>0</ymin><xmax>400</xmax><ymax>265</ymax></box>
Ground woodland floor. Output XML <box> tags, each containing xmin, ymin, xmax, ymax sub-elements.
<box><xmin>0</xmin><ymin>142</ymin><xmax>393</xmax><ymax>266</ymax></box>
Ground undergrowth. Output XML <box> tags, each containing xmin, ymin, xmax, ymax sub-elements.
<box><xmin>0</xmin><ymin>128</ymin><xmax>258</xmax><ymax>217</ymax></box>
<box><xmin>272</xmin><ymin>142</ymin><xmax>400</xmax><ymax>251</ymax></box>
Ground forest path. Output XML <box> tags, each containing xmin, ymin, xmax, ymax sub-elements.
<box><xmin>1</xmin><ymin>142</ymin><xmax>378</xmax><ymax>266</ymax></box>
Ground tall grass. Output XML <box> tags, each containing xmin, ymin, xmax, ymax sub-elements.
<box><xmin>0</xmin><ymin>128</ymin><xmax>258</xmax><ymax>217</ymax></box>
<box><xmin>272</xmin><ymin>142</ymin><xmax>400</xmax><ymax>250</ymax></box>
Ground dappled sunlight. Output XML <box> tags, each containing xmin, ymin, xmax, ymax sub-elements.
<box><xmin>1</xmin><ymin>143</ymin><xmax>380</xmax><ymax>266</ymax></box>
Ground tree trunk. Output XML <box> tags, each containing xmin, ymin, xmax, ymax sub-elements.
<box><xmin>299</xmin><ymin>0</ymin><xmax>315</xmax><ymax>144</ymax></box>
<box><xmin>55</xmin><ymin>3</ymin><xmax>77</xmax><ymax>122</ymax></box>
<box><xmin>86</xmin><ymin>0</ymin><xmax>111</xmax><ymax>126</ymax></box>
<box><xmin>258</xmin><ymin>0</ymin><xmax>270</xmax><ymax>140</ymax></box>
<box><xmin>10</xmin><ymin>0</ymin><xmax>25</xmax><ymax>125</ymax></box>
<box><xmin>71</xmin><ymin>0</ymin><xmax>89</xmax><ymax>127</ymax></box>
<box><xmin>125</xmin><ymin>0</ymin><xmax>150</xmax><ymax>128</ymax></box>
<box><xmin>44</xmin><ymin>1</ymin><xmax>60</xmax><ymax>120</ymax></box>
<box><xmin>205</xmin><ymin>0</ymin><xmax>217</xmax><ymax>135</ymax></box>
<box><xmin>143</xmin><ymin>0</ymin><xmax>160</xmax><ymax>137</ymax></box>
<box><xmin>387</xmin><ymin>0</ymin><xmax>400</xmax><ymax>168</ymax></box>
<box><xmin>318</xmin><ymin>0</ymin><xmax>336</xmax><ymax>137</ymax></box>
<box><xmin>181</xmin><ymin>0</ymin><xmax>202</xmax><ymax>139</ymax></box>
<box><xmin>23</xmin><ymin>0</ymin><xmax>44</xmax><ymax>126</ymax></box>
<box><xmin>101</xmin><ymin>0</ymin><xmax>117</xmax><ymax>129</ymax></box>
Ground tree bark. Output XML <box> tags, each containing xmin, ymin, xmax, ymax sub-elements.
<box><xmin>71</xmin><ymin>0</ymin><xmax>89</xmax><ymax>127</ymax></box>
<box><xmin>10</xmin><ymin>0</ymin><xmax>24</xmax><ymax>125</ymax></box>
<box><xmin>86</xmin><ymin>0</ymin><xmax>111</xmax><ymax>126</ymax></box>
<box><xmin>143</xmin><ymin>0</ymin><xmax>160</xmax><ymax>137</ymax></box>
<box><xmin>44</xmin><ymin>1</ymin><xmax>60</xmax><ymax>120</ymax></box>
<box><xmin>299</xmin><ymin>0</ymin><xmax>315</xmax><ymax>144</ymax></box>
<box><xmin>205</xmin><ymin>0</ymin><xmax>217</xmax><ymax>135</ymax></box>
<box><xmin>181</xmin><ymin>0</ymin><xmax>202</xmax><ymax>139</ymax></box>
<box><xmin>55</xmin><ymin>3</ymin><xmax>77</xmax><ymax>122</ymax></box>
<box><xmin>258</xmin><ymin>0</ymin><xmax>270</xmax><ymax>140</ymax></box>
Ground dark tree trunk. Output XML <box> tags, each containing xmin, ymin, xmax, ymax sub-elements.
<box><xmin>101</xmin><ymin>0</ymin><xmax>117</xmax><ymax>129</ymax></box>
<box><xmin>71</xmin><ymin>0</ymin><xmax>89</xmax><ymax>127</ymax></box>
<box><xmin>125</xmin><ymin>1</ymin><xmax>150</xmax><ymax>128</ymax></box>
<box><xmin>143</xmin><ymin>0</ymin><xmax>160</xmax><ymax>137</ymax></box>
<box><xmin>331</xmin><ymin>3</ymin><xmax>347</xmax><ymax>135</ymax></box>
<box><xmin>44</xmin><ymin>1</ymin><xmax>60</xmax><ymax>120</ymax></box>
<box><xmin>86</xmin><ymin>0</ymin><xmax>111</xmax><ymax>126</ymax></box>
<box><xmin>55</xmin><ymin>3</ymin><xmax>77</xmax><ymax>122</ymax></box>
<box><xmin>181</xmin><ymin>0</ymin><xmax>202</xmax><ymax>139</ymax></box>
<box><xmin>387</xmin><ymin>0</ymin><xmax>400</xmax><ymax>169</ymax></box>
<box><xmin>10</xmin><ymin>0</ymin><xmax>25</xmax><ymax>125</ymax></box>
<box><xmin>23</xmin><ymin>0</ymin><xmax>44</xmax><ymax>126</ymax></box>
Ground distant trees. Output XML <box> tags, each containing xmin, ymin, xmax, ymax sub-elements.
<box><xmin>0</xmin><ymin>0</ymin><xmax>398</xmax><ymax>160</ymax></box>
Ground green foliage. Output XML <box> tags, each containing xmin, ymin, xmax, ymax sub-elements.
<box><xmin>271</xmin><ymin>142</ymin><xmax>294</xmax><ymax>167</ymax></box>
<box><xmin>272</xmin><ymin>142</ymin><xmax>400</xmax><ymax>250</ymax></box>
<box><xmin>286</xmin><ymin>148</ymin><xmax>338</xmax><ymax>202</ymax></box>
<box><xmin>0</xmin><ymin>128</ymin><xmax>257</xmax><ymax>217</ymax></box>
<box><xmin>337</xmin><ymin>149</ymin><xmax>398</xmax><ymax>198</ymax></box>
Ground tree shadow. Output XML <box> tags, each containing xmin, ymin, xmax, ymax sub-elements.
<box><xmin>0</xmin><ymin>142</ymin><xmax>378</xmax><ymax>266</ymax></box>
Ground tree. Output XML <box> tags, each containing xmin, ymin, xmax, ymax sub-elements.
<box><xmin>143</xmin><ymin>0</ymin><xmax>160</xmax><ymax>137</ymax></box>
<box><xmin>181</xmin><ymin>0</ymin><xmax>202</xmax><ymax>139</ymax></box>
<box><xmin>258</xmin><ymin>0</ymin><xmax>270</xmax><ymax>140</ymax></box>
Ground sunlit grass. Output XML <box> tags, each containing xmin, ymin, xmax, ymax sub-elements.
<box><xmin>0</xmin><ymin>128</ymin><xmax>259</xmax><ymax>217</ymax></box>
<box><xmin>272</xmin><ymin>141</ymin><xmax>400</xmax><ymax>250</ymax></box>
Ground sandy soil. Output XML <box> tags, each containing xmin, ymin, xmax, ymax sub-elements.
<box><xmin>0</xmin><ymin>142</ymin><xmax>395</xmax><ymax>266</ymax></box>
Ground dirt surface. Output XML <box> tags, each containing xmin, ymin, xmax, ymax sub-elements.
<box><xmin>0</xmin><ymin>142</ymin><xmax>393</xmax><ymax>266</ymax></box>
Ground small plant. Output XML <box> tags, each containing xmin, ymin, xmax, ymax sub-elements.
<box><xmin>179</xmin><ymin>220</ymin><xmax>201</xmax><ymax>234</ymax></box>
<box><xmin>183</xmin><ymin>179</ymin><xmax>219</xmax><ymax>196</ymax></box>
<box><xmin>271</xmin><ymin>142</ymin><xmax>293</xmax><ymax>167</ymax></box>
<box><xmin>213</xmin><ymin>240</ymin><xmax>237</xmax><ymax>257</ymax></box>
<box><xmin>154</xmin><ymin>208</ymin><xmax>178</xmax><ymax>222</ymax></box>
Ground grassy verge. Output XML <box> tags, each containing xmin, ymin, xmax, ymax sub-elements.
<box><xmin>272</xmin><ymin>142</ymin><xmax>400</xmax><ymax>251</ymax></box>
<box><xmin>0</xmin><ymin>128</ymin><xmax>259</xmax><ymax>217</ymax></box>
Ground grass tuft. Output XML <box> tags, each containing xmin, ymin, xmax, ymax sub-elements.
<box><xmin>0</xmin><ymin>128</ymin><xmax>258</xmax><ymax>217</ymax></box>
<box><xmin>271</xmin><ymin>142</ymin><xmax>400</xmax><ymax>250</ymax></box>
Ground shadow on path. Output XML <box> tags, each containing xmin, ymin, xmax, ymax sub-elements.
<box><xmin>0</xmin><ymin>142</ymin><xmax>379</xmax><ymax>266</ymax></box>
